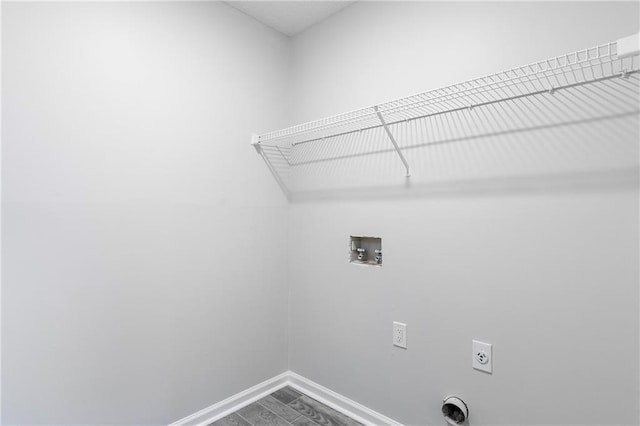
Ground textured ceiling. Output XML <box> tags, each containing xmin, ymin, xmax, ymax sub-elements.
<box><xmin>225</xmin><ymin>1</ymin><xmax>355</xmax><ymax>37</ymax></box>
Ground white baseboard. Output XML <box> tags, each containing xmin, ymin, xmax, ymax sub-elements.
<box><xmin>169</xmin><ymin>372</ymin><xmax>290</xmax><ymax>426</ymax></box>
<box><xmin>169</xmin><ymin>371</ymin><xmax>402</xmax><ymax>426</ymax></box>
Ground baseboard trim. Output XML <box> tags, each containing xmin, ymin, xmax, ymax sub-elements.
<box><xmin>169</xmin><ymin>371</ymin><xmax>402</xmax><ymax>426</ymax></box>
<box><xmin>169</xmin><ymin>371</ymin><xmax>290</xmax><ymax>426</ymax></box>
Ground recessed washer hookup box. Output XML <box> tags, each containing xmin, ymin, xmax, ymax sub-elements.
<box><xmin>349</xmin><ymin>236</ymin><xmax>382</xmax><ymax>266</ymax></box>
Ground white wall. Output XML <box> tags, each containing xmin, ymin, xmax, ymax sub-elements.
<box><xmin>288</xmin><ymin>2</ymin><xmax>639</xmax><ymax>425</ymax></box>
<box><xmin>3</xmin><ymin>2</ymin><xmax>639</xmax><ymax>425</ymax></box>
<box><xmin>2</xmin><ymin>2</ymin><xmax>290</xmax><ymax>424</ymax></box>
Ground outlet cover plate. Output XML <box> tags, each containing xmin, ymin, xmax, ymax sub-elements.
<box><xmin>393</xmin><ymin>322</ymin><xmax>407</xmax><ymax>349</ymax></box>
<box><xmin>472</xmin><ymin>340</ymin><xmax>492</xmax><ymax>373</ymax></box>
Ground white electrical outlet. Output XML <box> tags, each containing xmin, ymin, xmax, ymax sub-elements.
<box><xmin>472</xmin><ymin>340</ymin><xmax>492</xmax><ymax>373</ymax></box>
<box><xmin>393</xmin><ymin>322</ymin><xmax>407</xmax><ymax>349</ymax></box>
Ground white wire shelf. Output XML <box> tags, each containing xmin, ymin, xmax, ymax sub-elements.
<box><xmin>253</xmin><ymin>34</ymin><xmax>640</xmax><ymax>198</ymax></box>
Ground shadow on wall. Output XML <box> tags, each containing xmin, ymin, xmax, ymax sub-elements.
<box><xmin>288</xmin><ymin>168</ymin><xmax>639</xmax><ymax>203</ymax></box>
<box><xmin>256</xmin><ymin>58</ymin><xmax>640</xmax><ymax>202</ymax></box>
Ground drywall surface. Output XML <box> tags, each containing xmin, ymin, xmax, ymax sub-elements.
<box><xmin>288</xmin><ymin>2</ymin><xmax>639</xmax><ymax>425</ymax></box>
<box><xmin>2</xmin><ymin>2</ymin><xmax>289</xmax><ymax>424</ymax></box>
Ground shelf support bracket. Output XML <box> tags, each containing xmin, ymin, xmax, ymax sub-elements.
<box><xmin>250</xmin><ymin>134</ymin><xmax>290</xmax><ymax>200</ymax></box>
<box><xmin>251</xmin><ymin>134</ymin><xmax>262</xmax><ymax>153</ymax></box>
<box><xmin>374</xmin><ymin>106</ymin><xmax>411</xmax><ymax>177</ymax></box>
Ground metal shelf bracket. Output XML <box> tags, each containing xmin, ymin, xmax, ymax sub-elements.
<box><xmin>251</xmin><ymin>134</ymin><xmax>261</xmax><ymax>153</ymax></box>
<box><xmin>374</xmin><ymin>105</ymin><xmax>411</xmax><ymax>178</ymax></box>
<box><xmin>251</xmin><ymin>133</ymin><xmax>290</xmax><ymax>199</ymax></box>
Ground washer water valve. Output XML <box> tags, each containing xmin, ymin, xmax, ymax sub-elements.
<box><xmin>356</xmin><ymin>248</ymin><xmax>366</xmax><ymax>261</ymax></box>
<box><xmin>374</xmin><ymin>249</ymin><xmax>382</xmax><ymax>264</ymax></box>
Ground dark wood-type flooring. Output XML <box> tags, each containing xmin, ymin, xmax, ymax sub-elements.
<box><xmin>210</xmin><ymin>386</ymin><xmax>363</xmax><ymax>426</ymax></box>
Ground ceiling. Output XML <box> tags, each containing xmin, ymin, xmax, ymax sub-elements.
<box><xmin>225</xmin><ymin>1</ymin><xmax>355</xmax><ymax>37</ymax></box>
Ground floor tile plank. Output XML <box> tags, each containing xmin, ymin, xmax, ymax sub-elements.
<box><xmin>209</xmin><ymin>412</ymin><xmax>252</xmax><ymax>426</ymax></box>
<box><xmin>291</xmin><ymin>416</ymin><xmax>322</xmax><ymax>426</ymax></box>
<box><xmin>237</xmin><ymin>402</ymin><xmax>290</xmax><ymax>426</ymax></box>
<box><xmin>287</xmin><ymin>396</ymin><xmax>363</xmax><ymax>426</ymax></box>
<box><xmin>270</xmin><ymin>386</ymin><xmax>303</xmax><ymax>405</ymax></box>
<box><xmin>257</xmin><ymin>395</ymin><xmax>302</xmax><ymax>422</ymax></box>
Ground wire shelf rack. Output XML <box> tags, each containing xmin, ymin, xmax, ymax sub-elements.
<box><xmin>253</xmin><ymin>34</ymin><xmax>640</xmax><ymax>199</ymax></box>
